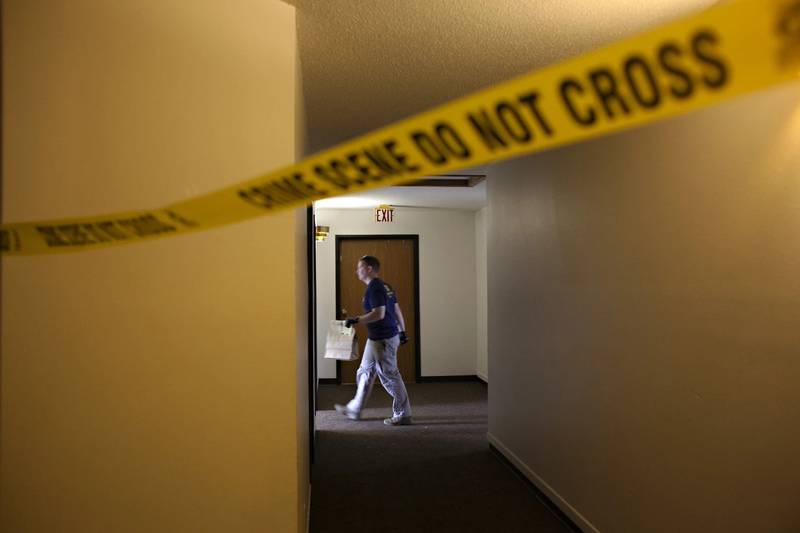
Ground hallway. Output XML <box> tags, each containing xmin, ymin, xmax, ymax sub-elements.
<box><xmin>310</xmin><ymin>382</ymin><xmax>576</xmax><ymax>533</ymax></box>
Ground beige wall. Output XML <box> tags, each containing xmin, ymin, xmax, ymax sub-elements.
<box><xmin>1</xmin><ymin>1</ymin><xmax>308</xmax><ymax>532</ymax></box>
<box><xmin>487</xmin><ymin>83</ymin><xmax>800</xmax><ymax>532</ymax></box>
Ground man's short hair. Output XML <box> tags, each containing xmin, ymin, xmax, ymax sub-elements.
<box><xmin>360</xmin><ymin>255</ymin><xmax>380</xmax><ymax>272</ymax></box>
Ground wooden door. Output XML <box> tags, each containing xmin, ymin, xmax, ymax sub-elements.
<box><xmin>337</xmin><ymin>237</ymin><xmax>418</xmax><ymax>384</ymax></box>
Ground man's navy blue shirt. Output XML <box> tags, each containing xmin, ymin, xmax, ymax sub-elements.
<box><xmin>363</xmin><ymin>278</ymin><xmax>399</xmax><ymax>340</ymax></box>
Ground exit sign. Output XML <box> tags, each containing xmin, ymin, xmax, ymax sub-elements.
<box><xmin>375</xmin><ymin>205</ymin><xmax>395</xmax><ymax>223</ymax></box>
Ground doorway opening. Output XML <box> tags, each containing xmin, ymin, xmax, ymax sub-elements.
<box><xmin>307</xmin><ymin>175</ymin><xmax>488</xmax><ymax>471</ymax></box>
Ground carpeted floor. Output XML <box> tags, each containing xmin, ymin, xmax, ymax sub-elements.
<box><xmin>310</xmin><ymin>382</ymin><xmax>576</xmax><ymax>533</ymax></box>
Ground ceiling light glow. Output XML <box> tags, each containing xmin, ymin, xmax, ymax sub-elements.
<box><xmin>314</xmin><ymin>196</ymin><xmax>383</xmax><ymax>209</ymax></box>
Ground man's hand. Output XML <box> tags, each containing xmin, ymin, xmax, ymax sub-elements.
<box><xmin>344</xmin><ymin>317</ymin><xmax>359</xmax><ymax>328</ymax></box>
<box><xmin>399</xmin><ymin>331</ymin><xmax>409</xmax><ymax>345</ymax></box>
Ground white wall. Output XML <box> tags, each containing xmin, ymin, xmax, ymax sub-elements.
<box><xmin>487</xmin><ymin>84</ymin><xmax>800</xmax><ymax>533</ymax></box>
<box><xmin>2</xmin><ymin>2</ymin><xmax>308</xmax><ymax>531</ymax></box>
<box><xmin>315</xmin><ymin>207</ymin><xmax>478</xmax><ymax>378</ymax></box>
<box><xmin>476</xmin><ymin>207</ymin><xmax>489</xmax><ymax>382</ymax></box>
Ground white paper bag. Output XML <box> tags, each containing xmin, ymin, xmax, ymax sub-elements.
<box><xmin>324</xmin><ymin>320</ymin><xmax>359</xmax><ymax>361</ymax></box>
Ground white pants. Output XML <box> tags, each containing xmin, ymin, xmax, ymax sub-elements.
<box><xmin>347</xmin><ymin>335</ymin><xmax>411</xmax><ymax>418</ymax></box>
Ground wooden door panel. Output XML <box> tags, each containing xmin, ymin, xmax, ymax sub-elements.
<box><xmin>338</xmin><ymin>238</ymin><xmax>417</xmax><ymax>384</ymax></box>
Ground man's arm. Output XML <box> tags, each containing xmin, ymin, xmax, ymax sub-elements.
<box><xmin>348</xmin><ymin>306</ymin><xmax>385</xmax><ymax>326</ymax></box>
<box><xmin>395</xmin><ymin>303</ymin><xmax>410</xmax><ymax>344</ymax></box>
<box><xmin>394</xmin><ymin>303</ymin><xmax>407</xmax><ymax>332</ymax></box>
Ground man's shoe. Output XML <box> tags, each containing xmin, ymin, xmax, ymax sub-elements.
<box><xmin>334</xmin><ymin>404</ymin><xmax>361</xmax><ymax>420</ymax></box>
<box><xmin>383</xmin><ymin>415</ymin><xmax>412</xmax><ymax>426</ymax></box>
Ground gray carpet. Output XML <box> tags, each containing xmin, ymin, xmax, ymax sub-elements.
<box><xmin>310</xmin><ymin>382</ymin><xmax>576</xmax><ymax>533</ymax></box>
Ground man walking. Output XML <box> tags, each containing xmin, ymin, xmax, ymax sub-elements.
<box><xmin>334</xmin><ymin>255</ymin><xmax>412</xmax><ymax>426</ymax></box>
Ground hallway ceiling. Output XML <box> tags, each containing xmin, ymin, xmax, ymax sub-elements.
<box><xmin>284</xmin><ymin>0</ymin><xmax>717</xmax><ymax>208</ymax></box>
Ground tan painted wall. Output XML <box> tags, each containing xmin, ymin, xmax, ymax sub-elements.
<box><xmin>487</xmin><ymin>84</ymin><xmax>800</xmax><ymax>532</ymax></box>
<box><xmin>1</xmin><ymin>1</ymin><xmax>308</xmax><ymax>532</ymax></box>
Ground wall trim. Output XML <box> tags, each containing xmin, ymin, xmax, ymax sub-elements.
<box><xmin>320</xmin><ymin>376</ymin><xmax>480</xmax><ymax>384</ymax></box>
<box><xmin>307</xmin><ymin>206</ymin><xmax>317</xmax><ymax>468</ymax></box>
<box><xmin>416</xmin><ymin>374</ymin><xmax>482</xmax><ymax>383</ymax></box>
<box><xmin>487</xmin><ymin>432</ymin><xmax>598</xmax><ymax>533</ymax></box>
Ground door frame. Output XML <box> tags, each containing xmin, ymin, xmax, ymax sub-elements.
<box><xmin>334</xmin><ymin>234</ymin><xmax>422</xmax><ymax>383</ymax></box>
<box><xmin>306</xmin><ymin>206</ymin><xmax>317</xmax><ymax>467</ymax></box>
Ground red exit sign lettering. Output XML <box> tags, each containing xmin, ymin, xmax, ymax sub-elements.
<box><xmin>375</xmin><ymin>205</ymin><xmax>395</xmax><ymax>223</ymax></box>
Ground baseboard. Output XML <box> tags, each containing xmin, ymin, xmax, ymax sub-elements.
<box><xmin>416</xmin><ymin>374</ymin><xmax>483</xmax><ymax>383</ymax></box>
<box><xmin>476</xmin><ymin>372</ymin><xmax>488</xmax><ymax>384</ymax></box>
<box><xmin>323</xmin><ymin>375</ymin><xmax>482</xmax><ymax>384</ymax></box>
<box><xmin>487</xmin><ymin>432</ymin><xmax>598</xmax><ymax>533</ymax></box>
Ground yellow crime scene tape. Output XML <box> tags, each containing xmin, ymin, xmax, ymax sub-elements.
<box><xmin>2</xmin><ymin>0</ymin><xmax>799</xmax><ymax>256</ymax></box>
